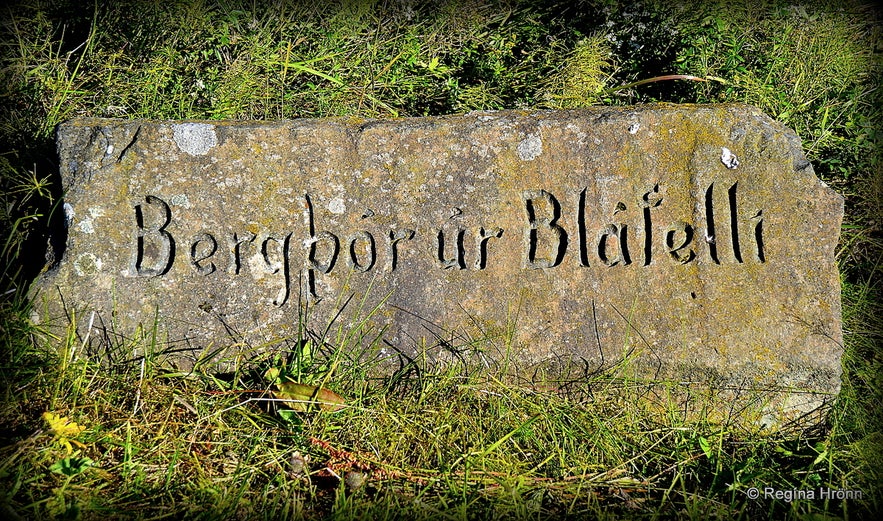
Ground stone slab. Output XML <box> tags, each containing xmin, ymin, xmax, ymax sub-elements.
<box><xmin>32</xmin><ymin>104</ymin><xmax>844</xmax><ymax>426</ymax></box>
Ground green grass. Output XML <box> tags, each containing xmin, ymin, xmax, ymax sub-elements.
<box><xmin>1</xmin><ymin>0</ymin><xmax>881</xmax><ymax>519</ymax></box>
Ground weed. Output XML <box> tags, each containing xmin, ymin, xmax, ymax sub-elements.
<box><xmin>538</xmin><ymin>35</ymin><xmax>612</xmax><ymax>108</ymax></box>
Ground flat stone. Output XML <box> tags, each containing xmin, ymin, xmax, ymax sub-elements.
<box><xmin>31</xmin><ymin>104</ymin><xmax>844</xmax><ymax>427</ymax></box>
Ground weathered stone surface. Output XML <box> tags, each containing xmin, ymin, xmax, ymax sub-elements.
<box><xmin>32</xmin><ymin>104</ymin><xmax>843</xmax><ymax>425</ymax></box>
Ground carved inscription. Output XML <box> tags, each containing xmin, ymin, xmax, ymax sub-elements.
<box><xmin>129</xmin><ymin>182</ymin><xmax>765</xmax><ymax>304</ymax></box>
<box><xmin>39</xmin><ymin>110</ymin><xmax>846</xmax><ymax>427</ymax></box>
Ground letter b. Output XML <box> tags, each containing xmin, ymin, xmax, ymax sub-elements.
<box><xmin>131</xmin><ymin>195</ymin><xmax>175</xmax><ymax>277</ymax></box>
<box><xmin>522</xmin><ymin>190</ymin><xmax>567</xmax><ymax>268</ymax></box>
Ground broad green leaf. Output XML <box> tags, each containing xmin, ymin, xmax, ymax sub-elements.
<box><xmin>272</xmin><ymin>381</ymin><xmax>344</xmax><ymax>412</ymax></box>
<box><xmin>276</xmin><ymin>409</ymin><xmax>303</xmax><ymax>427</ymax></box>
<box><xmin>264</xmin><ymin>367</ymin><xmax>282</xmax><ymax>384</ymax></box>
<box><xmin>698</xmin><ymin>437</ymin><xmax>712</xmax><ymax>459</ymax></box>
<box><xmin>49</xmin><ymin>456</ymin><xmax>94</xmax><ymax>476</ymax></box>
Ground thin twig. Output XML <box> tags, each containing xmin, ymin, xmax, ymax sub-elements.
<box><xmin>603</xmin><ymin>74</ymin><xmax>725</xmax><ymax>96</ymax></box>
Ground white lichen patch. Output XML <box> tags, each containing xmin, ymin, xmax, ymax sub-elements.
<box><xmin>77</xmin><ymin>219</ymin><xmax>94</xmax><ymax>234</ymax></box>
<box><xmin>76</xmin><ymin>207</ymin><xmax>105</xmax><ymax>234</ymax></box>
<box><xmin>169</xmin><ymin>194</ymin><xmax>192</xmax><ymax>208</ymax></box>
<box><xmin>173</xmin><ymin>123</ymin><xmax>218</xmax><ymax>156</ymax></box>
<box><xmin>372</xmin><ymin>152</ymin><xmax>392</xmax><ymax>163</ymax></box>
<box><xmin>327</xmin><ymin>197</ymin><xmax>346</xmax><ymax>214</ymax></box>
<box><xmin>565</xmin><ymin>123</ymin><xmax>588</xmax><ymax>145</ymax></box>
<box><xmin>720</xmin><ymin>147</ymin><xmax>739</xmax><ymax>169</ymax></box>
<box><xmin>73</xmin><ymin>253</ymin><xmax>102</xmax><ymax>276</ymax></box>
<box><xmin>516</xmin><ymin>133</ymin><xmax>543</xmax><ymax>161</ymax></box>
<box><xmin>63</xmin><ymin>203</ymin><xmax>75</xmax><ymax>227</ymax></box>
<box><xmin>628</xmin><ymin>122</ymin><xmax>640</xmax><ymax>134</ymax></box>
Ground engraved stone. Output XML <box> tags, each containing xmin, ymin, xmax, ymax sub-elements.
<box><xmin>31</xmin><ymin>105</ymin><xmax>844</xmax><ymax>427</ymax></box>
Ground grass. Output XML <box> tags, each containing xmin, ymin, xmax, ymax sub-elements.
<box><xmin>1</xmin><ymin>0</ymin><xmax>881</xmax><ymax>519</ymax></box>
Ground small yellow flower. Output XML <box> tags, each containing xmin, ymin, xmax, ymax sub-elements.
<box><xmin>42</xmin><ymin>412</ymin><xmax>87</xmax><ymax>453</ymax></box>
